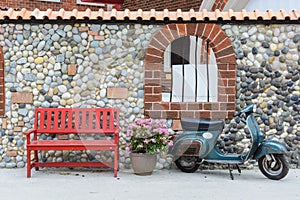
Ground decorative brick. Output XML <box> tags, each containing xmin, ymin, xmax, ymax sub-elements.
<box><xmin>12</xmin><ymin>92</ymin><xmax>33</xmax><ymax>103</ymax></box>
<box><xmin>176</xmin><ymin>24</ymin><xmax>187</xmax><ymax>36</ymax></box>
<box><xmin>154</xmin><ymin>31</ymin><xmax>170</xmax><ymax>48</ymax></box>
<box><xmin>6</xmin><ymin>151</ymin><xmax>17</xmax><ymax>157</ymax></box>
<box><xmin>107</xmin><ymin>88</ymin><xmax>128</xmax><ymax>99</ymax></box>
<box><xmin>171</xmin><ymin>103</ymin><xmax>187</xmax><ymax>110</ymax></box>
<box><xmin>195</xmin><ymin>24</ymin><xmax>205</xmax><ymax>37</ymax></box>
<box><xmin>14</xmin><ymin>127</ymin><xmax>22</xmax><ymax>132</ymax></box>
<box><xmin>144</xmin><ymin>78</ymin><xmax>161</xmax><ymax>86</ymax></box>
<box><xmin>94</xmin><ymin>35</ymin><xmax>105</xmax><ymax>40</ymax></box>
<box><xmin>211</xmin><ymin>111</ymin><xmax>228</xmax><ymax>119</ymax></box>
<box><xmin>144</xmin><ymin>94</ymin><xmax>161</xmax><ymax>102</ymax></box>
<box><xmin>167</xmin><ymin>24</ymin><xmax>180</xmax><ymax>39</ymax></box>
<box><xmin>68</xmin><ymin>64</ymin><xmax>77</xmax><ymax>76</ymax></box>
<box><xmin>144</xmin><ymin>63</ymin><xmax>161</xmax><ymax>70</ymax></box>
<box><xmin>145</xmin><ymin>54</ymin><xmax>162</xmax><ymax>64</ymax></box>
<box><xmin>78</xmin><ymin>27</ymin><xmax>89</xmax><ymax>32</ymax></box>
<box><xmin>181</xmin><ymin>111</ymin><xmax>195</xmax><ymax>118</ymax></box>
<box><xmin>202</xmin><ymin>24</ymin><xmax>215</xmax><ymax>39</ymax></box>
<box><xmin>57</xmin><ymin>134</ymin><xmax>68</xmax><ymax>140</ymax></box>
<box><xmin>18</xmin><ymin>121</ymin><xmax>25</xmax><ymax>127</ymax></box>
<box><xmin>186</xmin><ymin>24</ymin><xmax>197</xmax><ymax>36</ymax></box>
<box><xmin>2</xmin><ymin>118</ymin><xmax>6</xmax><ymax>129</ymax></box>
<box><xmin>88</xmin><ymin>30</ymin><xmax>99</xmax><ymax>36</ymax></box>
<box><xmin>161</xmin><ymin>26</ymin><xmax>174</xmax><ymax>43</ymax></box>
<box><xmin>146</xmin><ymin>47</ymin><xmax>164</xmax><ymax>57</ymax></box>
<box><xmin>153</xmin><ymin>102</ymin><xmax>170</xmax><ymax>110</ymax></box>
<box><xmin>187</xmin><ymin>103</ymin><xmax>202</xmax><ymax>110</ymax></box>
<box><xmin>145</xmin><ymin>110</ymin><xmax>162</xmax><ymax>118</ymax></box>
<box><xmin>162</xmin><ymin>111</ymin><xmax>179</xmax><ymax>118</ymax></box>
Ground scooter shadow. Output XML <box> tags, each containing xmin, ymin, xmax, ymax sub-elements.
<box><xmin>191</xmin><ymin>169</ymin><xmax>265</xmax><ymax>180</ymax></box>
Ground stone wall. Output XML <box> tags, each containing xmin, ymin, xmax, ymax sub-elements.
<box><xmin>0</xmin><ymin>22</ymin><xmax>299</xmax><ymax>169</ymax></box>
<box><xmin>221</xmin><ymin>24</ymin><xmax>300</xmax><ymax>167</ymax></box>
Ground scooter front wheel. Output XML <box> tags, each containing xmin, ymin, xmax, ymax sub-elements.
<box><xmin>175</xmin><ymin>156</ymin><xmax>200</xmax><ymax>173</ymax></box>
<box><xmin>258</xmin><ymin>154</ymin><xmax>289</xmax><ymax>180</ymax></box>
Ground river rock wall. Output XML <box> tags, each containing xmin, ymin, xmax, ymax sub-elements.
<box><xmin>0</xmin><ymin>22</ymin><xmax>299</xmax><ymax>169</ymax></box>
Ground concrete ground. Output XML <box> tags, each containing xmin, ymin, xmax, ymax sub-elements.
<box><xmin>0</xmin><ymin>168</ymin><xmax>299</xmax><ymax>200</ymax></box>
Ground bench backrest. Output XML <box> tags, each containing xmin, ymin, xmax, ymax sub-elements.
<box><xmin>34</xmin><ymin>108</ymin><xmax>119</xmax><ymax>134</ymax></box>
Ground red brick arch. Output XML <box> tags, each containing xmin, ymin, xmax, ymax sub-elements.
<box><xmin>144</xmin><ymin>24</ymin><xmax>236</xmax><ymax>119</ymax></box>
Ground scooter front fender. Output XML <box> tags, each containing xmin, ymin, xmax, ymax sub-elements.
<box><xmin>253</xmin><ymin>140</ymin><xmax>288</xmax><ymax>159</ymax></box>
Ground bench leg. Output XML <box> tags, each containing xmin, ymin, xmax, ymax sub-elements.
<box><xmin>34</xmin><ymin>150</ymin><xmax>39</xmax><ymax>171</ymax></box>
<box><xmin>27</xmin><ymin>149</ymin><xmax>31</xmax><ymax>178</ymax></box>
<box><xmin>114</xmin><ymin>147</ymin><xmax>119</xmax><ymax>177</ymax></box>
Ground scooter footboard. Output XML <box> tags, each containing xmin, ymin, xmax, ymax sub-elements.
<box><xmin>253</xmin><ymin>140</ymin><xmax>288</xmax><ymax>159</ymax></box>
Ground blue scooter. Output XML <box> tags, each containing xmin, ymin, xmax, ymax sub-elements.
<box><xmin>169</xmin><ymin>104</ymin><xmax>289</xmax><ymax>180</ymax></box>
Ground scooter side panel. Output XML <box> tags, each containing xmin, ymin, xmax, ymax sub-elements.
<box><xmin>253</xmin><ymin>140</ymin><xmax>288</xmax><ymax>159</ymax></box>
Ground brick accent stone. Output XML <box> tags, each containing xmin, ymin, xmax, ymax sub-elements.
<box><xmin>107</xmin><ymin>88</ymin><xmax>128</xmax><ymax>99</ymax></box>
<box><xmin>14</xmin><ymin>127</ymin><xmax>22</xmax><ymax>132</ymax></box>
<box><xmin>18</xmin><ymin>121</ymin><xmax>25</xmax><ymax>127</ymax></box>
<box><xmin>94</xmin><ymin>35</ymin><xmax>105</xmax><ymax>40</ymax></box>
<box><xmin>78</xmin><ymin>27</ymin><xmax>89</xmax><ymax>32</ymax></box>
<box><xmin>2</xmin><ymin>118</ymin><xmax>7</xmax><ymax>129</ymax></box>
<box><xmin>57</xmin><ymin>134</ymin><xmax>69</xmax><ymax>140</ymax></box>
<box><xmin>68</xmin><ymin>64</ymin><xmax>77</xmax><ymax>76</ymax></box>
<box><xmin>12</xmin><ymin>92</ymin><xmax>33</xmax><ymax>104</ymax></box>
<box><xmin>88</xmin><ymin>30</ymin><xmax>98</xmax><ymax>36</ymax></box>
<box><xmin>6</xmin><ymin>151</ymin><xmax>17</xmax><ymax>157</ymax></box>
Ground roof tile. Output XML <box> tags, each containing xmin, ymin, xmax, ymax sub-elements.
<box><xmin>0</xmin><ymin>8</ymin><xmax>299</xmax><ymax>21</ymax></box>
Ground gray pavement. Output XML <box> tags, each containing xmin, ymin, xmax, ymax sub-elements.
<box><xmin>0</xmin><ymin>168</ymin><xmax>299</xmax><ymax>200</ymax></box>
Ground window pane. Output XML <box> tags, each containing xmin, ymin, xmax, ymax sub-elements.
<box><xmin>171</xmin><ymin>65</ymin><xmax>183</xmax><ymax>102</ymax></box>
<box><xmin>171</xmin><ymin>36</ymin><xmax>190</xmax><ymax>65</ymax></box>
<box><xmin>183</xmin><ymin>64</ymin><xmax>196</xmax><ymax>102</ymax></box>
<box><xmin>196</xmin><ymin>64</ymin><xmax>208</xmax><ymax>102</ymax></box>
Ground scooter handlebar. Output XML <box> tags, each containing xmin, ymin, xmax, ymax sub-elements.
<box><xmin>235</xmin><ymin>104</ymin><xmax>256</xmax><ymax>117</ymax></box>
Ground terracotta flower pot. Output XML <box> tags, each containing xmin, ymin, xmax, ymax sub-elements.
<box><xmin>130</xmin><ymin>153</ymin><xmax>157</xmax><ymax>175</ymax></box>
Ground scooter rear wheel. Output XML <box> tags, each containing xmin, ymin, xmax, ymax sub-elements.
<box><xmin>258</xmin><ymin>154</ymin><xmax>289</xmax><ymax>180</ymax></box>
<box><xmin>175</xmin><ymin>156</ymin><xmax>200</xmax><ymax>173</ymax></box>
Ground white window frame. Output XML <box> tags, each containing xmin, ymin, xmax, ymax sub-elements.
<box><xmin>162</xmin><ymin>36</ymin><xmax>218</xmax><ymax>103</ymax></box>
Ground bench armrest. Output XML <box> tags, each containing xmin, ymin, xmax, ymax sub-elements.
<box><xmin>25</xmin><ymin>129</ymin><xmax>37</xmax><ymax>144</ymax></box>
<box><xmin>25</xmin><ymin>129</ymin><xmax>37</xmax><ymax>136</ymax></box>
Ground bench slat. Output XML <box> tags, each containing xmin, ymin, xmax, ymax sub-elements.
<box><xmin>28</xmin><ymin>140</ymin><xmax>116</xmax><ymax>147</ymax></box>
<box><xmin>33</xmin><ymin>162</ymin><xmax>114</xmax><ymax>168</ymax></box>
<box><xmin>60</xmin><ymin>110</ymin><xmax>66</xmax><ymax>129</ymax></box>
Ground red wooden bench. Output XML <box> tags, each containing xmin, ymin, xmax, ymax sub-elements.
<box><xmin>25</xmin><ymin>108</ymin><xmax>120</xmax><ymax>178</ymax></box>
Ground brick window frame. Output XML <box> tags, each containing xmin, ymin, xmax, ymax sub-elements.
<box><xmin>0</xmin><ymin>47</ymin><xmax>4</xmax><ymax>116</ymax></box>
<box><xmin>144</xmin><ymin>24</ymin><xmax>236</xmax><ymax>119</ymax></box>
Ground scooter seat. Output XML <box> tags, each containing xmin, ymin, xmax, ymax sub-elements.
<box><xmin>180</xmin><ymin>118</ymin><xmax>224</xmax><ymax>131</ymax></box>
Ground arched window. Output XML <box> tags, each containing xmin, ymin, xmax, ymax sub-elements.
<box><xmin>144</xmin><ymin>24</ymin><xmax>236</xmax><ymax>119</ymax></box>
<box><xmin>162</xmin><ymin>36</ymin><xmax>218</xmax><ymax>103</ymax></box>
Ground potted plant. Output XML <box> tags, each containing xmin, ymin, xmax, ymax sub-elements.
<box><xmin>126</xmin><ymin>118</ymin><xmax>173</xmax><ymax>175</ymax></box>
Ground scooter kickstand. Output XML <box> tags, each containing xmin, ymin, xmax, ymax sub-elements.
<box><xmin>228</xmin><ymin>164</ymin><xmax>234</xmax><ymax>180</ymax></box>
<box><xmin>236</xmin><ymin>164</ymin><xmax>241</xmax><ymax>175</ymax></box>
